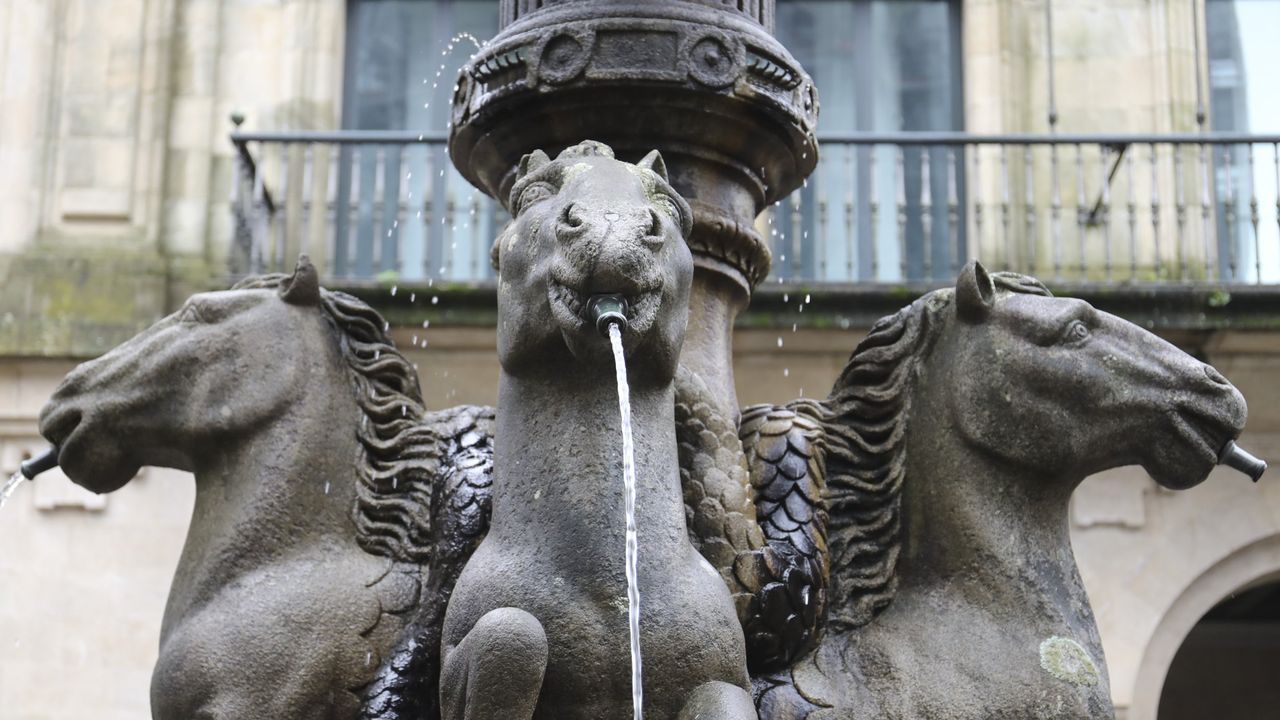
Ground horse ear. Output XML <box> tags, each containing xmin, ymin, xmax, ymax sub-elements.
<box><xmin>281</xmin><ymin>255</ymin><xmax>321</xmax><ymax>306</ymax></box>
<box><xmin>637</xmin><ymin>149</ymin><xmax>669</xmax><ymax>182</ymax></box>
<box><xmin>955</xmin><ymin>260</ymin><xmax>995</xmax><ymax>323</ymax></box>
<box><xmin>517</xmin><ymin>149</ymin><xmax>551</xmax><ymax>181</ymax></box>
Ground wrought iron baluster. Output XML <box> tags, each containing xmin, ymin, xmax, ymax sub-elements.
<box><xmin>920</xmin><ymin>149</ymin><xmax>933</xmax><ymax>280</ymax></box>
<box><xmin>1223</xmin><ymin>146</ymin><xmax>1238</xmax><ymax>281</ymax></box>
<box><xmin>252</xmin><ymin>147</ymin><xmax>268</xmax><ymax>275</ymax></box>
<box><xmin>423</xmin><ymin>150</ymin><xmax>435</xmax><ymax>279</ymax></box>
<box><xmin>1248</xmin><ymin>143</ymin><xmax>1261</xmax><ymax>283</ymax></box>
<box><xmin>1050</xmin><ymin>143</ymin><xmax>1062</xmax><ymax>281</ymax></box>
<box><xmin>973</xmin><ymin>144</ymin><xmax>985</xmax><ymax>264</ymax></box>
<box><xmin>947</xmin><ymin>147</ymin><xmax>960</xmax><ymax>274</ymax></box>
<box><xmin>1024</xmin><ymin>145</ymin><xmax>1035</xmax><ymax>274</ymax></box>
<box><xmin>869</xmin><ymin>146</ymin><xmax>880</xmax><ymax>279</ymax></box>
<box><xmin>1274</xmin><ymin>143</ymin><xmax>1280</xmax><ymax>283</ymax></box>
<box><xmin>365</xmin><ymin>147</ymin><xmax>386</xmax><ymax>277</ymax></box>
<box><xmin>325</xmin><ymin>147</ymin><xmax>339</xmax><ymax>277</ymax></box>
<box><xmin>392</xmin><ymin>145</ymin><xmax>409</xmax><ymax>275</ymax></box>
<box><xmin>896</xmin><ymin>147</ymin><xmax>907</xmax><ymax>281</ymax></box>
<box><xmin>1000</xmin><ymin>144</ymin><xmax>1011</xmax><ymax>271</ymax></box>
<box><xmin>817</xmin><ymin>195</ymin><xmax>828</xmax><ymax>278</ymax></box>
<box><xmin>1200</xmin><ymin>143</ymin><xmax>1213</xmax><ymax>280</ymax></box>
<box><xmin>300</xmin><ymin>144</ymin><xmax>313</xmax><ymax>267</ymax></box>
<box><xmin>1100</xmin><ymin>144</ymin><xmax>1112</xmax><ymax>281</ymax></box>
<box><xmin>276</xmin><ymin>143</ymin><xmax>290</xmax><ymax>271</ymax></box>
<box><xmin>1075</xmin><ymin>143</ymin><xmax>1085</xmax><ymax>279</ymax></box>
<box><xmin>1126</xmin><ymin>148</ymin><xmax>1137</xmax><ymax>281</ymax></box>
<box><xmin>1150</xmin><ymin>143</ymin><xmax>1161</xmax><ymax>281</ymax></box>
<box><xmin>843</xmin><ymin>144</ymin><xmax>854</xmax><ymax>280</ymax></box>
<box><xmin>1174</xmin><ymin>144</ymin><xmax>1187</xmax><ymax>280</ymax></box>
<box><xmin>230</xmin><ymin>143</ymin><xmax>250</xmax><ymax>276</ymax></box>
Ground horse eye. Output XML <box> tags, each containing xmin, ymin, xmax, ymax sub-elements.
<box><xmin>1062</xmin><ymin>319</ymin><xmax>1090</xmax><ymax>344</ymax></box>
<box><xmin>517</xmin><ymin>182</ymin><xmax>555</xmax><ymax>213</ymax></box>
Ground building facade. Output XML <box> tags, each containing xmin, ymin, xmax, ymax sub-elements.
<box><xmin>2</xmin><ymin>1</ymin><xmax>1280</xmax><ymax>718</ymax></box>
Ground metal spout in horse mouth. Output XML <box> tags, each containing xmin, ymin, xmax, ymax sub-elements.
<box><xmin>1219</xmin><ymin>440</ymin><xmax>1267</xmax><ymax>482</ymax></box>
<box><xmin>20</xmin><ymin>446</ymin><xmax>59</xmax><ymax>480</ymax></box>
<box><xmin>587</xmin><ymin>294</ymin><xmax>629</xmax><ymax>337</ymax></box>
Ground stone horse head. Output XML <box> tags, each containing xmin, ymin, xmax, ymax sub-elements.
<box><xmin>938</xmin><ymin>261</ymin><xmax>1247</xmax><ymax>492</ymax></box>
<box><xmin>493</xmin><ymin>140</ymin><xmax>694</xmax><ymax>385</ymax></box>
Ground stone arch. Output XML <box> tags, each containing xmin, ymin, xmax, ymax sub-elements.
<box><xmin>1127</xmin><ymin>533</ymin><xmax>1280</xmax><ymax>720</ymax></box>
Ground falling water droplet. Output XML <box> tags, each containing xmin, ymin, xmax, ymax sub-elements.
<box><xmin>324</xmin><ymin>481</ymin><xmax>330</xmax><ymax>495</ymax></box>
<box><xmin>804</xmin><ymin>294</ymin><xmax>811</xmax><ymax>303</ymax></box>
<box><xmin>782</xmin><ymin>293</ymin><xmax>789</xmax><ymax>302</ymax></box>
<box><xmin>431</xmin><ymin>296</ymin><xmax>439</xmax><ymax>305</ymax></box>
<box><xmin>390</xmin><ymin>286</ymin><xmax>398</xmax><ymax>297</ymax></box>
<box><xmin>783</xmin><ymin>368</ymin><xmax>790</xmax><ymax>377</ymax></box>
<box><xmin>777</xmin><ymin>337</ymin><xmax>783</xmax><ymax>348</ymax></box>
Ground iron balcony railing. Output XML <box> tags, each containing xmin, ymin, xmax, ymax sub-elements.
<box><xmin>230</xmin><ymin>130</ymin><xmax>1280</xmax><ymax>288</ymax></box>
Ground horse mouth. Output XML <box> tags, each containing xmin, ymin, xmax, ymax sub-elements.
<box><xmin>39</xmin><ymin>406</ymin><xmax>82</xmax><ymax>456</ymax></box>
<box><xmin>548</xmin><ymin>279</ymin><xmax>660</xmax><ymax>337</ymax></box>
<box><xmin>1155</xmin><ymin>407</ymin><xmax>1243</xmax><ymax>488</ymax></box>
<box><xmin>1178</xmin><ymin>413</ymin><xmax>1224</xmax><ymax>460</ymax></box>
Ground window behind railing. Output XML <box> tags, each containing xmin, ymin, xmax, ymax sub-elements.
<box><xmin>227</xmin><ymin>1</ymin><xmax>1280</xmax><ymax>288</ymax></box>
<box><xmin>774</xmin><ymin>0</ymin><xmax>964</xmax><ymax>282</ymax></box>
<box><xmin>338</xmin><ymin>0</ymin><xmax>503</xmax><ymax>281</ymax></box>
<box><xmin>1207</xmin><ymin>0</ymin><xmax>1280</xmax><ymax>283</ymax></box>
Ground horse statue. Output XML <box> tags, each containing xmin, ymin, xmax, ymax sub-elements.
<box><xmin>35</xmin><ymin>257</ymin><xmax>494</xmax><ymax>719</ymax></box>
<box><xmin>437</xmin><ymin>140</ymin><xmax>758</xmax><ymax>719</ymax></box>
<box><xmin>752</xmin><ymin>261</ymin><xmax>1249</xmax><ymax>719</ymax></box>
<box><xmin>28</xmin><ymin>170</ymin><xmax>1256</xmax><ymax>719</ymax></box>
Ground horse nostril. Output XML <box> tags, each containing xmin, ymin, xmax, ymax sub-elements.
<box><xmin>644</xmin><ymin>209</ymin><xmax>664</xmax><ymax>245</ymax></box>
<box><xmin>1204</xmin><ymin>364</ymin><xmax>1230</xmax><ymax>386</ymax></box>
<box><xmin>559</xmin><ymin>202</ymin><xmax>584</xmax><ymax>231</ymax></box>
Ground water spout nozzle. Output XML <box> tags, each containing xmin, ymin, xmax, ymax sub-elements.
<box><xmin>1219</xmin><ymin>440</ymin><xmax>1266</xmax><ymax>482</ymax></box>
<box><xmin>20</xmin><ymin>446</ymin><xmax>59</xmax><ymax>480</ymax></box>
<box><xmin>587</xmin><ymin>294</ymin><xmax>629</xmax><ymax>338</ymax></box>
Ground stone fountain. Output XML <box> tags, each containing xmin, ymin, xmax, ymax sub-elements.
<box><xmin>14</xmin><ymin>1</ymin><xmax>1268</xmax><ymax>719</ymax></box>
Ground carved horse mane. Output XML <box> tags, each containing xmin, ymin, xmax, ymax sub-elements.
<box><xmin>821</xmin><ymin>272</ymin><xmax>1052</xmax><ymax>629</ymax></box>
<box><xmin>231</xmin><ymin>273</ymin><xmax>441</xmax><ymax>563</ymax></box>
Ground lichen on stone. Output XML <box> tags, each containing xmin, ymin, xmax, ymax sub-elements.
<box><xmin>1038</xmin><ymin>636</ymin><xmax>1099</xmax><ymax>687</ymax></box>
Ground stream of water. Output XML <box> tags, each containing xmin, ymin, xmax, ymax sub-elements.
<box><xmin>1</xmin><ymin>471</ymin><xmax>26</xmax><ymax>513</ymax></box>
<box><xmin>607</xmin><ymin>322</ymin><xmax>643</xmax><ymax>720</ymax></box>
